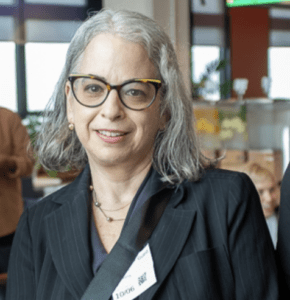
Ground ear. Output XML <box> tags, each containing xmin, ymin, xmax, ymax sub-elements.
<box><xmin>160</xmin><ymin>109</ymin><xmax>170</xmax><ymax>131</ymax></box>
<box><xmin>65</xmin><ymin>81</ymin><xmax>74</xmax><ymax>124</ymax></box>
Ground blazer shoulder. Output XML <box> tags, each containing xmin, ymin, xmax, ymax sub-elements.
<box><xmin>180</xmin><ymin>168</ymin><xmax>257</xmax><ymax>210</ymax></box>
<box><xmin>25</xmin><ymin>184</ymin><xmax>67</xmax><ymax>215</ymax></box>
<box><xmin>199</xmin><ymin>167</ymin><xmax>253</xmax><ymax>186</ymax></box>
<box><xmin>24</xmin><ymin>180</ymin><xmax>79</xmax><ymax>219</ymax></box>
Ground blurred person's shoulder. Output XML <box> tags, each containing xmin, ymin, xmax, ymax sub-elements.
<box><xmin>0</xmin><ymin>107</ymin><xmax>21</xmax><ymax>122</ymax></box>
<box><xmin>0</xmin><ymin>106</ymin><xmax>16</xmax><ymax>116</ymax></box>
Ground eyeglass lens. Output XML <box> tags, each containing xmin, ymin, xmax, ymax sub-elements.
<box><xmin>72</xmin><ymin>78</ymin><xmax>156</xmax><ymax>110</ymax></box>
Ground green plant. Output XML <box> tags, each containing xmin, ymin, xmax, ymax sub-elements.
<box><xmin>192</xmin><ymin>59</ymin><xmax>232</xmax><ymax>100</ymax></box>
<box><xmin>22</xmin><ymin>114</ymin><xmax>43</xmax><ymax>147</ymax></box>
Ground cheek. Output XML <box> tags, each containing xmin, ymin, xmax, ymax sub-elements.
<box><xmin>259</xmin><ymin>192</ymin><xmax>267</xmax><ymax>203</ymax></box>
<box><xmin>141</xmin><ymin>117</ymin><xmax>162</xmax><ymax>139</ymax></box>
<box><xmin>146</xmin><ymin>109</ymin><xmax>164</xmax><ymax>132</ymax></box>
<box><xmin>73</xmin><ymin>108</ymin><xmax>96</xmax><ymax>135</ymax></box>
<box><xmin>132</xmin><ymin>120</ymin><xmax>159</xmax><ymax>151</ymax></box>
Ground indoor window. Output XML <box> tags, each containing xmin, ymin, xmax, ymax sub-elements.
<box><xmin>0</xmin><ymin>42</ymin><xmax>17</xmax><ymax>111</ymax></box>
<box><xmin>268</xmin><ymin>47</ymin><xmax>290</xmax><ymax>100</ymax></box>
<box><xmin>25</xmin><ymin>42</ymin><xmax>69</xmax><ymax>111</ymax></box>
<box><xmin>191</xmin><ymin>45</ymin><xmax>221</xmax><ymax>101</ymax></box>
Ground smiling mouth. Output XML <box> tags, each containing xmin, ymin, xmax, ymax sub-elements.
<box><xmin>97</xmin><ymin>130</ymin><xmax>127</xmax><ymax>137</ymax></box>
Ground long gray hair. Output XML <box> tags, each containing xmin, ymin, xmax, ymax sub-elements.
<box><xmin>35</xmin><ymin>9</ymin><xmax>208</xmax><ymax>184</ymax></box>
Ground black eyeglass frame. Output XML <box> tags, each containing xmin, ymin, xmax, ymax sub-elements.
<box><xmin>67</xmin><ymin>74</ymin><xmax>162</xmax><ymax>111</ymax></box>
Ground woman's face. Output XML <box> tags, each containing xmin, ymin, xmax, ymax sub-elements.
<box><xmin>255</xmin><ymin>177</ymin><xmax>279</xmax><ymax>218</ymax></box>
<box><xmin>66</xmin><ymin>33</ymin><xmax>166</xmax><ymax>171</ymax></box>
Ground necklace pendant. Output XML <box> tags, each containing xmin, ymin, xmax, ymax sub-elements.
<box><xmin>94</xmin><ymin>201</ymin><xmax>100</xmax><ymax>207</ymax></box>
<box><xmin>106</xmin><ymin>217</ymin><xmax>112</xmax><ymax>222</ymax></box>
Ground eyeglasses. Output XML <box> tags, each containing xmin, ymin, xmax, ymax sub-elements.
<box><xmin>68</xmin><ymin>74</ymin><xmax>162</xmax><ymax>111</ymax></box>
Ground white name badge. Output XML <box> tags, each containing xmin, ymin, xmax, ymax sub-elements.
<box><xmin>112</xmin><ymin>244</ymin><xmax>157</xmax><ymax>300</ymax></box>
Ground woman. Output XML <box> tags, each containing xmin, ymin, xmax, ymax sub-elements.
<box><xmin>245</xmin><ymin>163</ymin><xmax>279</xmax><ymax>247</ymax></box>
<box><xmin>6</xmin><ymin>9</ymin><xmax>279</xmax><ymax>300</ymax></box>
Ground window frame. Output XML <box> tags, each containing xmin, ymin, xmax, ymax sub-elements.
<box><xmin>190</xmin><ymin>0</ymin><xmax>231</xmax><ymax>100</ymax></box>
<box><xmin>0</xmin><ymin>0</ymin><xmax>102</xmax><ymax>117</ymax></box>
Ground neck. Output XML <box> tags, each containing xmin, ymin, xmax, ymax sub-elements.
<box><xmin>89</xmin><ymin>159</ymin><xmax>152</xmax><ymax>208</ymax></box>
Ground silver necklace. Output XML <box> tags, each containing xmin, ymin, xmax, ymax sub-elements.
<box><xmin>90</xmin><ymin>185</ymin><xmax>129</xmax><ymax>222</ymax></box>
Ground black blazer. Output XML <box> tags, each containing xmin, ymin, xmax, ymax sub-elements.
<box><xmin>277</xmin><ymin>162</ymin><xmax>290</xmax><ymax>296</ymax></box>
<box><xmin>6</xmin><ymin>167</ymin><xmax>279</xmax><ymax>300</ymax></box>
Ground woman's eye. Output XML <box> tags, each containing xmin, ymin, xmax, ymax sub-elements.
<box><xmin>84</xmin><ymin>84</ymin><xmax>103</xmax><ymax>93</ymax></box>
<box><xmin>269</xmin><ymin>187</ymin><xmax>276</xmax><ymax>194</ymax></box>
<box><xmin>258</xmin><ymin>189</ymin><xmax>264</xmax><ymax>196</ymax></box>
<box><xmin>127</xmin><ymin>89</ymin><xmax>145</xmax><ymax>97</ymax></box>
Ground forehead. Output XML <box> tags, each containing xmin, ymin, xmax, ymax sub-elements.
<box><xmin>78</xmin><ymin>33</ymin><xmax>157</xmax><ymax>81</ymax></box>
<box><xmin>255</xmin><ymin>178</ymin><xmax>276</xmax><ymax>190</ymax></box>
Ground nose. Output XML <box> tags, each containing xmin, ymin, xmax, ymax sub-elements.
<box><xmin>270</xmin><ymin>190</ymin><xmax>278</xmax><ymax>204</ymax></box>
<box><xmin>263</xmin><ymin>191</ymin><xmax>273</xmax><ymax>204</ymax></box>
<box><xmin>100</xmin><ymin>89</ymin><xmax>125</xmax><ymax>121</ymax></box>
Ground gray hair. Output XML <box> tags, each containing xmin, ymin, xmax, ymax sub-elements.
<box><xmin>35</xmin><ymin>9</ymin><xmax>208</xmax><ymax>184</ymax></box>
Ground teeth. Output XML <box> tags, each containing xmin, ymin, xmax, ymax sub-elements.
<box><xmin>98</xmin><ymin>130</ymin><xmax>125</xmax><ymax>137</ymax></box>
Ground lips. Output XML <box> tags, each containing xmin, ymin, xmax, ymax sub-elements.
<box><xmin>97</xmin><ymin>130</ymin><xmax>126</xmax><ymax>137</ymax></box>
<box><xmin>96</xmin><ymin>129</ymin><xmax>128</xmax><ymax>144</ymax></box>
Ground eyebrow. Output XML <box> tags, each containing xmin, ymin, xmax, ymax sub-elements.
<box><xmin>87</xmin><ymin>74</ymin><xmax>107</xmax><ymax>82</ymax></box>
<box><xmin>87</xmin><ymin>74</ymin><xmax>147</xmax><ymax>85</ymax></box>
<box><xmin>79</xmin><ymin>74</ymin><xmax>160</xmax><ymax>86</ymax></box>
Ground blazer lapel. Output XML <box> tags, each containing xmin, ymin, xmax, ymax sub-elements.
<box><xmin>140</xmin><ymin>195</ymin><xmax>196</xmax><ymax>300</ymax></box>
<box><xmin>45</xmin><ymin>170</ymin><xmax>94</xmax><ymax>300</ymax></box>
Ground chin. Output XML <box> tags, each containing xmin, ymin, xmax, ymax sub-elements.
<box><xmin>95</xmin><ymin>153</ymin><xmax>129</xmax><ymax>167</ymax></box>
<box><xmin>97</xmin><ymin>157</ymin><xmax>123</xmax><ymax>166</ymax></box>
<box><xmin>264</xmin><ymin>211</ymin><xmax>275</xmax><ymax>219</ymax></box>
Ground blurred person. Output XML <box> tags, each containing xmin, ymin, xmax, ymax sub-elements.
<box><xmin>6</xmin><ymin>9</ymin><xmax>279</xmax><ymax>300</ymax></box>
<box><xmin>0</xmin><ymin>107</ymin><xmax>34</xmax><ymax>271</ymax></box>
<box><xmin>245</xmin><ymin>163</ymin><xmax>279</xmax><ymax>247</ymax></box>
<box><xmin>277</xmin><ymin>163</ymin><xmax>290</xmax><ymax>297</ymax></box>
